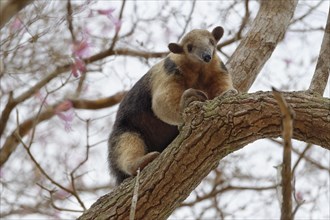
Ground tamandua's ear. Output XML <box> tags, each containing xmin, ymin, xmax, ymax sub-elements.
<box><xmin>212</xmin><ymin>26</ymin><xmax>224</xmax><ymax>42</ymax></box>
<box><xmin>168</xmin><ymin>43</ymin><xmax>184</xmax><ymax>54</ymax></box>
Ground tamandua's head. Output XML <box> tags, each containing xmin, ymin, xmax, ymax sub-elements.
<box><xmin>168</xmin><ymin>26</ymin><xmax>224</xmax><ymax>64</ymax></box>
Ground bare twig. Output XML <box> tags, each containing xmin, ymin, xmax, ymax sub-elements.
<box><xmin>37</xmin><ymin>184</ymin><xmax>83</xmax><ymax>213</ymax></box>
<box><xmin>291</xmin><ymin>143</ymin><xmax>312</xmax><ymax>176</ymax></box>
<box><xmin>292</xmin><ymin>201</ymin><xmax>304</xmax><ymax>219</ymax></box>
<box><xmin>291</xmin><ymin>144</ymin><xmax>310</xmax><ymax>218</ymax></box>
<box><xmin>181</xmin><ymin>184</ymin><xmax>276</xmax><ymax>207</ymax></box>
<box><xmin>0</xmin><ymin>91</ymin><xmax>15</xmax><ymax>136</ymax></box>
<box><xmin>308</xmin><ymin>4</ymin><xmax>330</xmax><ymax>96</ymax></box>
<box><xmin>109</xmin><ymin>0</ymin><xmax>126</xmax><ymax>51</ymax></box>
<box><xmin>217</xmin><ymin>0</ymin><xmax>250</xmax><ymax>49</ymax></box>
<box><xmin>67</xmin><ymin>120</ymin><xmax>92</xmax><ymax>211</ymax></box>
<box><xmin>70</xmin><ymin>119</ymin><xmax>90</xmax><ymax>175</ymax></box>
<box><xmin>130</xmin><ymin>168</ymin><xmax>140</xmax><ymax>220</ymax></box>
<box><xmin>177</xmin><ymin>0</ymin><xmax>197</xmax><ymax>41</ymax></box>
<box><xmin>290</xmin><ymin>1</ymin><xmax>324</xmax><ymax>25</ymax></box>
<box><xmin>272</xmin><ymin>87</ymin><xmax>295</xmax><ymax>220</ymax></box>
<box><xmin>270</xmin><ymin>139</ymin><xmax>330</xmax><ymax>173</ymax></box>
<box><xmin>66</xmin><ymin>0</ymin><xmax>76</xmax><ymax>43</ymax></box>
<box><xmin>14</xmin><ymin>127</ymin><xmax>86</xmax><ymax>211</ymax></box>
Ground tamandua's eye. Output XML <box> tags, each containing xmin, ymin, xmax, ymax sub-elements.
<box><xmin>187</xmin><ymin>44</ymin><xmax>193</xmax><ymax>52</ymax></box>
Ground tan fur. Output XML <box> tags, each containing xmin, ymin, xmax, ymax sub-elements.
<box><xmin>115</xmin><ymin>132</ymin><xmax>146</xmax><ymax>175</ymax></box>
<box><xmin>151</xmin><ymin>64</ymin><xmax>185</xmax><ymax>125</ymax></box>
<box><xmin>151</xmin><ymin>28</ymin><xmax>234</xmax><ymax>125</ymax></box>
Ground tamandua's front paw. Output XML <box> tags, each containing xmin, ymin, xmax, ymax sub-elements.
<box><xmin>128</xmin><ymin>151</ymin><xmax>160</xmax><ymax>176</ymax></box>
<box><xmin>180</xmin><ymin>88</ymin><xmax>208</xmax><ymax>112</ymax></box>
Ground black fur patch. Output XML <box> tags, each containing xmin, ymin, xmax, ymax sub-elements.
<box><xmin>164</xmin><ymin>57</ymin><xmax>181</xmax><ymax>75</ymax></box>
<box><xmin>220</xmin><ymin>61</ymin><xmax>228</xmax><ymax>72</ymax></box>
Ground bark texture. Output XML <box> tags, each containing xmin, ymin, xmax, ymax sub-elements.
<box><xmin>308</xmin><ymin>3</ymin><xmax>330</xmax><ymax>96</ymax></box>
<box><xmin>78</xmin><ymin>92</ymin><xmax>330</xmax><ymax>220</ymax></box>
<box><xmin>228</xmin><ymin>0</ymin><xmax>298</xmax><ymax>92</ymax></box>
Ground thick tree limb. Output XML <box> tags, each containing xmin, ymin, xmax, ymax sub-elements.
<box><xmin>78</xmin><ymin>91</ymin><xmax>330</xmax><ymax>220</ymax></box>
<box><xmin>308</xmin><ymin>4</ymin><xmax>330</xmax><ymax>96</ymax></box>
<box><xmin>228</xmin><ymin>0</ymin><xmax>298</xmax><ymax>92</ymax></box>
<box><xmin>0</xmin><ymin>0</ymin><xmax>34</xmax><ymax>29</ymax></box>
<box><xmin>0</xmin><ymin>91</ymin><xmax>126</xmax><ymax>167</ymax></box>
<box><xmin>71</xmin><ymin>91</ymin><xmax>127</xmax><ymax>109</ymax></box>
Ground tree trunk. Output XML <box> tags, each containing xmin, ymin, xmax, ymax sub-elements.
<box><xmin>229</xmin><ymin>0</ymin><xmax>298</xmax><ymax>92</ymax></box>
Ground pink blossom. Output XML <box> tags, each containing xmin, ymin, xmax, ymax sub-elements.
<box><xmin>71</xmin><ymin>57</ymin><xmax>86</xmax><ymax>78</ymax></box>
<box><xmin>55</xmin><ymin>100</ymin><xmax>73</xmax><ymax>112</ymax></box>
<box><xmin>96</xmin><ymin>8</ymin><xmax>122</xmax><ymax>32</ymax></box>
<box><xmin>97</xmin><ymin>8</ymin><xmax>115</xmax><ymax>17</ymax></box>
<box><xmin>72</xmin><ymin>39</ymin><xmax>91</xmax><ymax>58</ymax></box>
<box><xmin>57</xmin><ymin>111</ymin><xmax>74</xmax><ymax>132</ymax></box>
<box><xmin>111</xmin><ymin>18</ymin><xmax>122</xmax><ymax>32</ymax></box>
<box><xmin>9</xmin><ymin>17</ymin><xmax>23</xmax><ymax>33</ymax></box>
<box><xmin>55</xmin><ymin>100</ymin><xmax>75</xmax><ymax>132</ymax></box>
<box><xmin>295</xmin><ymin>191</ymin><xmax>304</xmax><ymax>203</ymax></box>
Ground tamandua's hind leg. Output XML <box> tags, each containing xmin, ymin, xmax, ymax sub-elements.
<box><xmin>115</xmin><ymin>132</ymin><xmax>160</xmax><ymax>176</ymax></box>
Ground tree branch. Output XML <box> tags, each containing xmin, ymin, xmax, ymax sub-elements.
<box><xmin>71</xmin><ymin>91</ymin><xmax>127</xmax><ymax>109</ymax></box>
<box><xmin>66</xmin><ymin>0</ymin><xmax>76</xmax><ymax>43</ymax></box>
<box><xmin>228</xmin><ymin>0</ymin><xmax>298</xmax><ymax>92</ymax></box>
<box><xmin>78</xmin><ymin>91</ymin><xmax>330</xmax><ymax>220</ymax></box>
<box><xmin>308</xmin><ymin>4</ymin><xmax>330</xmax><ymax>96</ymax></box>
<box><xmin>108</xmin><ymin>0</ymin><xmax>126</xmax><ymax>51</ymax></box>
<box><xmin>0</xmin><ymin>91</ymin><xmax>126</xmax><ymax>167</ymax></box>
<box><xmin>270</xmin><ymin>139</ymin><xmax>330</xmax><ymax>173</ymax></box>
<box><xmin>180</xmin><ymin>184</ymin><xmax>276</xmax><ymax>208</ymax></box>
<box><xmin>0</xmin><ymin>48</ymin><xmax>166</xmax><ymax>137</ymax></box>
